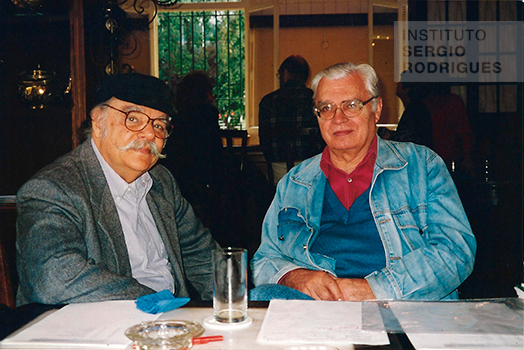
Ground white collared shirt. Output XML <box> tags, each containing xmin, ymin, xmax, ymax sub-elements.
<box><xmin>91</xmin><ymin>138</ymin><xmax>175</xmax><ymax>293</ymax></box>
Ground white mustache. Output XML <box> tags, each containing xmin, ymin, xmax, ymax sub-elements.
<box><xmin>118</xmin><ymin>139</ymin><xmax>166</xmax><ymax>159</ymax></box>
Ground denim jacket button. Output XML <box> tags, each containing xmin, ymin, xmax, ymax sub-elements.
<box><xmin>302</xmin><ymin>244</ymin><xmax>307</xmax><ymax>250</ymax></box>
<box><xmin>279</xmin><ymin>235</ymin><xmax>284</xmax><ymax>241</ymax></box>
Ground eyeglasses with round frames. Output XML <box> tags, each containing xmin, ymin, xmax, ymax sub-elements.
<box><xmin>102</xmin><ymin>104</ymin><xmax>173</xmax><ymax>139</ymax></box>
<box><xmin>314</xmin><ymin>96</ymin><xmax>378</xmax><ymax>120</ymax></box>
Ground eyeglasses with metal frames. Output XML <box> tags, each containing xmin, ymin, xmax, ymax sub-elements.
<box><xmin>314</xmin><ymin>96</ymin><xmax>378</xmax><ymax>120</ymax></box>
<box><xmin>102</xmin><ymin>104</ymin><xmax>173</xmax><ymax>139</ymax></box>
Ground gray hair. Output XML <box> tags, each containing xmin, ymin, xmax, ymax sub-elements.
<box><xmin>77</xmin><ymin>104</ymin><xmax>109</xmax><ymax>142</ymax></box>
<box><xmin>90</xmin><ymin>104</ymin><xmax>110</xmax><ymax>138</ymax></box>
<box><xmin>311</xmin><ymin>62</ymin><xmax>380</xmax><ymax>111</ymax></box>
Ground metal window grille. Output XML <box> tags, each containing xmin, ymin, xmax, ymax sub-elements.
<box><xmin>158</xmin><ymin>11</ymin><xmax>245</xmax><ymax>129</ymax></box>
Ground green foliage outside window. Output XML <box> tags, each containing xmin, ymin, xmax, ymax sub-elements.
<box><xmin>158</xmin><ymin>11</ymin><xmax>245</xmax><ymax>130</ymax></box>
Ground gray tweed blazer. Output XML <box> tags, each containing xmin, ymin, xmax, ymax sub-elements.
<box><xmin>16</xmin><ymin>139</ymin><xmax>219</xmax><ymax>306</ymax></box>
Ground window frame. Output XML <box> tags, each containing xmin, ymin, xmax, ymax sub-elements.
<box><xmin>151</xmin><ymin>0</ymin><xmax>280</xmax><ymax>137</ymax></box>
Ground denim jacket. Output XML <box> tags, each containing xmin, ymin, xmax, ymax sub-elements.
<box><xmin>251</xmin><ymin>137</ymin><xmax>476</xmax><ymax>300</ymax></box>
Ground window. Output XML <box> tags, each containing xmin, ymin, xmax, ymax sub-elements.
<box><xmin>158</xmin><ymin>10</ymin><xmax>245</xmax><ymax>129</ymax></box>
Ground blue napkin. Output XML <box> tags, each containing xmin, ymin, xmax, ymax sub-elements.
<box><xmin>136</xmin><ymin>290</ymin><xmax>190</xmax><ymax>314</ymax></box>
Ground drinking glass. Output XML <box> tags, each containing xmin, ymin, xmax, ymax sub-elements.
<box><xmin>212</xmin><ymin>247</ymin><xmax>248</xmax><ymax>323</ymax></box>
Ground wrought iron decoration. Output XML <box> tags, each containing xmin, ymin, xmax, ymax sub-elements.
<box><xmin>88</xmin><ymin>0</ymin><xmax>178</xmax><ymax>75</ymax></box>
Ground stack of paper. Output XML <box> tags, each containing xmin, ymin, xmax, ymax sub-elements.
<box><xmin>257</xmin><ymin>299</ymin><xmax>390</xmax><ymax>346</ymax></box>
<box><xmin>0</xmin><ymin>300</ymin><xmax>159</xmax><ymax>349</ymax></box>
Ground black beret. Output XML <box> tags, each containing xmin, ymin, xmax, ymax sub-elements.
<box><xmin>95</xmin><ymin>73</ymin><xmax>175</xmax><ymax>118</ymax></box>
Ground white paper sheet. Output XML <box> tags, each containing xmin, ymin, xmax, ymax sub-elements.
<box><xmin>406</xmin><ymin>333</ymin><xmax>524</xmax><ymax>350</ymax></box>
<box><xmin>256</xmin><ymin>299</ymin><xmax>389</xmax><ymax>346</ymax></box>
<box><xmin>389</xmin><ymin>301</ymin><xmax>522</xmax><ymax>333</ymax></box>
<box><xmin>0</xmin><ymin>300</ymin><xmax>159</xmax><ymax>349</ymax></box>
<box><xmin>388</xmin><ymin>300</ymin><xmax>524</xmax><ymax>350</ymax></box>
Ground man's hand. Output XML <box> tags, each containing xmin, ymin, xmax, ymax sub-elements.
<box><xmin>280</xmin><ymin>269</ymin><xmax>376</xmax><ymax>301</ymax></box>
<box><xmin>280</xmin><ymin>269</ymin><xmax>343</xmax><ymax>300</ymax></box>
<box><xmin>334</xmin><ymin>278</ymin><xmax>376</xmax><ymax>301</ymax></box>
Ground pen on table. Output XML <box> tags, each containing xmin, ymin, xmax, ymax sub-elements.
<box><xmin>192</xmin><ymin>335</ymin><xmax>224</xmax><ymax>345</ymax></box>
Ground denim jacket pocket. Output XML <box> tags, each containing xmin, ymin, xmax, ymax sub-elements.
<box><xmin>390</xmin><ymin>206</ymin><xmax>427</xmax><ymax>251</ymax></box>
<box><xmin>277</xmin><ymin>207</ymin><xmax>309</xmax><ymax>256</ymax></box>
<box><xmin>277</xmin><ymin>207</ymin><xmax>335</xmax><ymax>272</ymax></box>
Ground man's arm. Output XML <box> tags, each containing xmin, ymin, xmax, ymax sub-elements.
<box><xmin>367</xmin><ymin>150</ymin><xmax>476</xmax><ymax>300</ymax></box>
<box><xmin>16</xmin><ymin>178</ymin><xmax>153</xmax><ymax>306</ymax></box>
<box><xmin>251</xmin><ymin>182</ymin><xmax>310</xmax><ymax>287</ymax></box>
<box><xmin>252</xmin><ymin>170</ymin><xmax>338</xmax><ymax>295</ymax></box>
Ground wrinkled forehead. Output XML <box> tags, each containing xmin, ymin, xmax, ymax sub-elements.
<box><xmin>315</xmin><ymin>74</ymin><xmax>366</xmax><ymax>102</ymax></box>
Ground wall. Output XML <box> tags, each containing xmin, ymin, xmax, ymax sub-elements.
<box><xmin>257</xmin><ymin>0</ymin><xmax>371</xmax><ymax>16</ymax></box>
<box><xmin>120</xmin><ymin>29</ymin><xmax>153</xmax><ymax>76</ymax></box>
<box><xmin>252</xmin><ymin>24</ymin><xmax>399</xmax><ymax>129</ymax></box>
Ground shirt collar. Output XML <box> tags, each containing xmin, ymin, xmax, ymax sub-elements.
<box><xmin>320</xmin><ymin>135</ymin><xmax>378</xmax><ymax>177</ymax></box>
<box><xmin>319</xmin><ymin>135</ymin><xmax>377</xmax><ymax>209</ymax></box>
<box><xmin>91</xmin><ymin>138</ymin><xmax>152</xmax><ymax>202</ymax></box>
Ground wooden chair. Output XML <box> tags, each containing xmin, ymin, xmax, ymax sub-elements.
<box><xmin>0</xmin><ymin>241</ymin><xmax>15</xmax><ymax>308</ymax></box>
<box><xmin>0</xmin><ymin>199</ymin><xmax>17</xmax><ymax>309</ymax></box>
<box><xmin>264</xmin><ymin>127</ymin><xmax>322</xmax><ymax>186</ymax></box>
<box><xmin>265</xmin><ymin>154</ymin><xmax>275</xmax><ymax>188</ymax></box>
<box><xmin>219</xmin><ymin>129</ymin><xmax>248</xmax><ymax>171</ymax></box>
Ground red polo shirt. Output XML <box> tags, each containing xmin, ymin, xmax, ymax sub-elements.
<box><xmin>320</xmin><ymin>136</ymin><xmax>377</xmax><ymax>210</ymax></box>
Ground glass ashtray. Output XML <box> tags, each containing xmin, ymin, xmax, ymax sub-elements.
<box><xmin>125</xmin><ymin>320</ymin><xmax>204</xmax><ymax>350</ymax></box>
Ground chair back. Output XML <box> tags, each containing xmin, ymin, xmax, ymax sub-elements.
<box><xmin>0</xmin><ymin>198</ymin><xmax>17</xmax><ymax>308</ymax></box>
<box><xmin>0</xmin><ymin>241</ymin><xmax>15</xmax><ymax>308</ymax></box>
<box><xmin>220</xmin><ymin>129</ymin><xmax>248</xmax><ymax>171</ymax></box>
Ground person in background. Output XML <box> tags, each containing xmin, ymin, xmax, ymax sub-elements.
<box><xmin>258</xmin><ymin>55</ymin><xmax>323</xmax><ymax>185</ymax></box>
<box><xmin>161</xmin><ymin>71</ymin><xmax>223</xmax><ymax>232</ymax></box>
<box><xmin>251</xmin><ymin>62</ymin><xmax>476</xmax><ymax>301</ymax></box>
<box><xmin>423</xmin><ymin>83</ymin><xmax>475</xmax><ymax>176</ymax></box>
<box><xmin>162</xmin><ymin>71</ymin><xmax>273</xmax><ymax>261</ymax></box>
<box><xmin>16</xmin><ymin>73</ymin><xmax>219</xmax><ymax>306</ymax></box>
<box><xmin>380</xmin><ymin>75</ymin><xmax>433</xmax><ymax>148</ymax></box>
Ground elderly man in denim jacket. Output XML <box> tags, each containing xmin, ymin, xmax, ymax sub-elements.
<box><xmin>16</xmin><ymin>73</ymin><xmax>219</xmax><ymax>306</ymax></box>
<box><xmin>251</xmin><ymin>63</ymin><xmax>476</xmax><ymax>301</ymax></box>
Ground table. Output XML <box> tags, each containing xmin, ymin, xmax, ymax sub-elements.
<box><xmin>157</xmin><ymin>306</ymin><xmax>410</xmax><ymax>350</ymax></box>
<box><xmin>4</xmin><ymin>298</ymin><xmax>522</xmax><ymax>350</ymax></box>
<box><xmin>0</xmin><ymin>301</ymin><xmax>413</xmax><ymax>350</ymax></box>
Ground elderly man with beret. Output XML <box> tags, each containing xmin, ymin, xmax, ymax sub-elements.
<box><xmin>251</xmin><ymin>62</ymin><xmax>476</xmax><ymax>301</ymax></box>
<box><xmin>16</xmin><ymin>73</ymin><xmax>219</xmax><ymax>306</ymax></box>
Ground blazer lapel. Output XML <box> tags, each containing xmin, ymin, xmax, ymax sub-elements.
<box><xmin>79</xmin><ymin>140</ymin><xmax>132</xmax><ymax>276</ymax></box>
<box><xmin>146</xmin><ymin>179</ymin><xmax>186</xmax><ymax>292</ymax></box>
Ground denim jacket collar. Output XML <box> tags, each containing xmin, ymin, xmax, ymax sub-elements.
<box><xmin>290</xmin><ymin>136</ymin><xmax>406</xmax><ymax>187</ymax></box>
<box><xmin>374</xmin><ymin>137</ymin><xmax>408</xmax><ymax>172</ymax></box>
